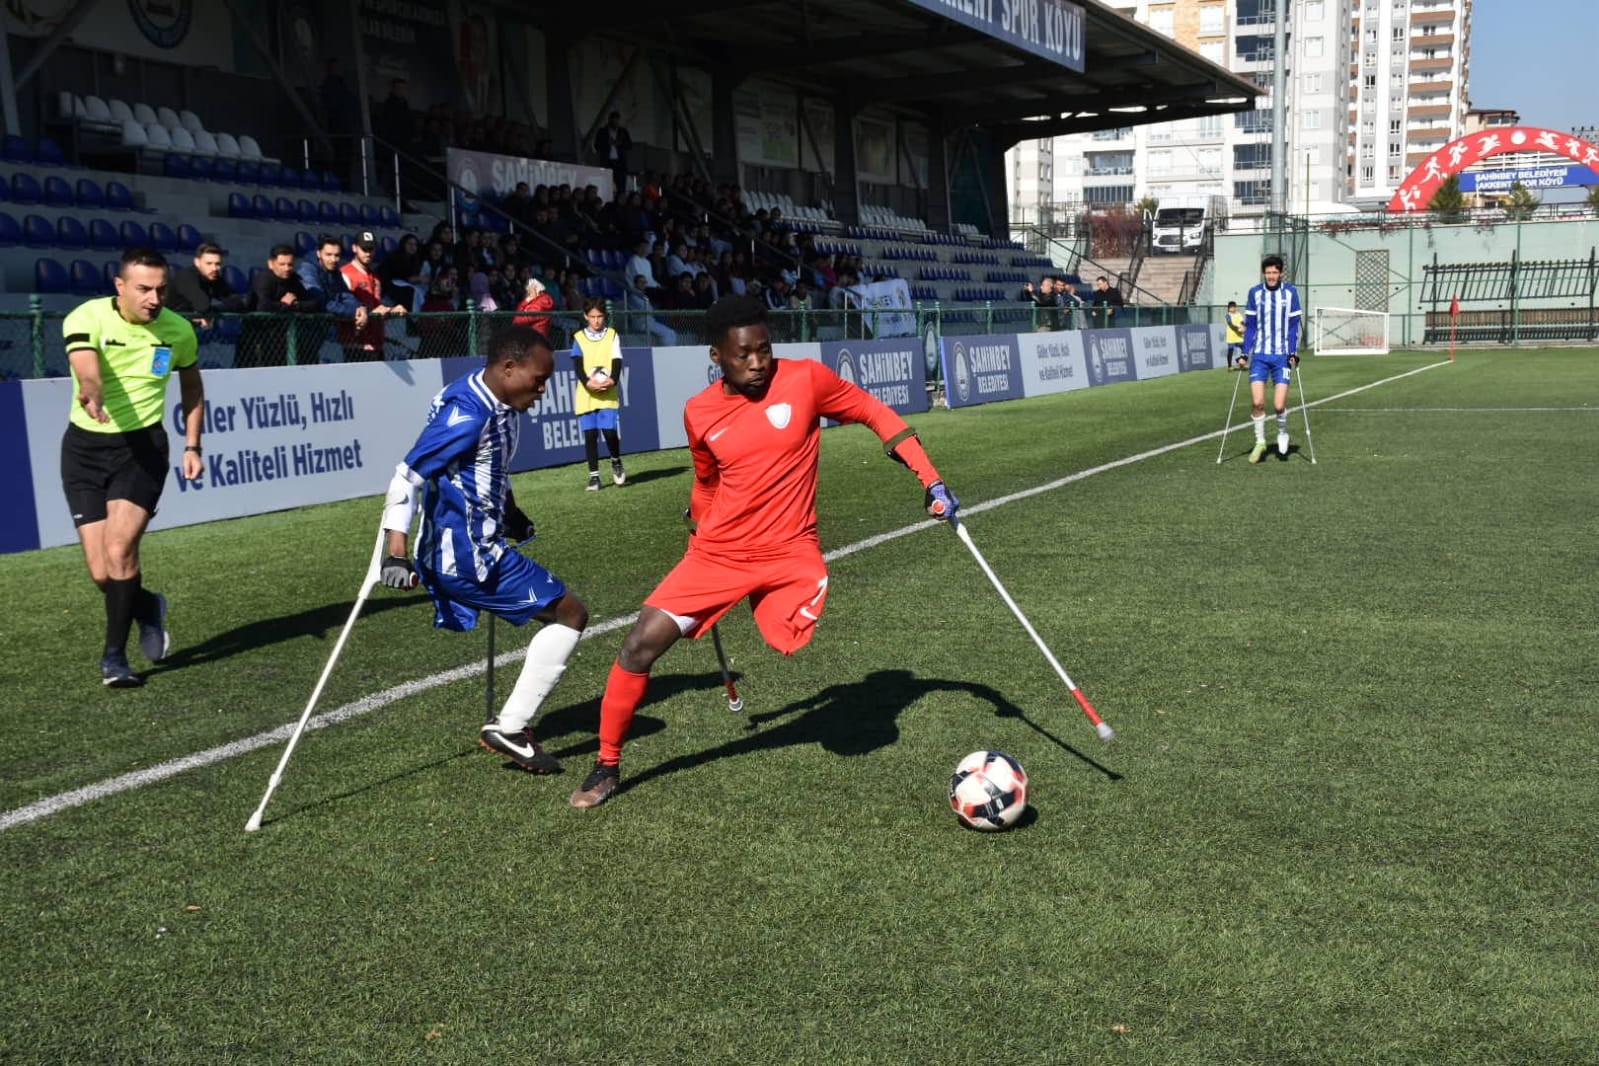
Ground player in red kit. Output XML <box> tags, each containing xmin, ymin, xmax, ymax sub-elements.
<box><xmin>570</xmin><ymin>295</ymin><xmax>958</xmax><ymax>808</ymax></box>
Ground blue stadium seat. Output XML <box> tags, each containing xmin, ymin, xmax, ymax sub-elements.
<box><xmin>211</xmin><ymin>158</ymin><xmax>237</xmax><ymax>184</ymax></box>
<box><xmin>296</xmin><ymin>198</ymin><xmax>318</xmax><ymax>224</ymax></box>
<box><xmin>277</xmin><ymin>165</ymin><xmax>301</xmax><ymax>189</ymax></box>
<box><xmin>70</xmin><ymin>259</ymin><xmax>102</xmax><ymax>295</ymax></box>
<box><xmin>36</xmin><ymin>137</ymin><xmax>67</xmax><ymax>167</ymax></box>
<box><xmin>102</xmin><ymin>260</ymin><xmax>120</xmax><ymax>292</ymax></box>
<box><xmin>75</xmin><ymin>178</ymin><xmax>105</xmax><ymax>210</ymax></box>
<box><xmin>175</xmin><ymin>223</ymin><xmax>202</xmax><ymax>252</ymax></box>
<box><xmin>43</xmin><ymin>176</ymin><xmax>74</xmax><ymax>208</ymax></box>
<box><xmin>379</xmin><ymin>205</ymin><xmax>399</xmax><ymax>228</ymax></box>
<box><xmin>55</xmin><ymin>215</ymin><xmax>87</xmax><ymax>249</ymax></box>
<box><xmin>119</xmin><ymin>220</ymin><xmax>150</xmax><ymax>247</ymax></box>
<box><xmin>358</xmin><ymin>203</ymin><xmax>379</xmax><ymax>226</ymax></box>
<box><xmin>257</xmin><ymin>162</ymin><xmax>282</xmax><ymax>185</ymax></box>
<box><xmin>248</xmin><ymin>265</ymin><xmax>266</xmax><ymax>287</ymax></box>
<box><xmin>235</xmin><ymin>159</ymin><xmax>260</xmax><ymax>184</ymax></box>
<box><xmin>35</xmin><ymin>257</ymin><xmax>69</xmax><ymax>293</ymax></box>
<box><xmin>293</xmin><ymin>231</ymin><xmax>315</xmax><ymax>257</ymax></box>
<box><xmin>11</xmin><ymin>172</ymin><xmax>42</xmax><ymax>205</ymax></box>
<box><xmin>227</xmin><ymin>191</ymin><xmax>252</xmax><ymax>219</ymax></box>
<box><xmin>317</xmin><ymin>201</ymin><xmax>338</xmax><ymax>226</ymax></box>
<box><xmin>148</xmin><ymin>221</ymin><xmax>178</xmax><ymax>251</ymax></box>
<box><xmin>0</xmin><ymin>211</ymin><xmax>19</xmax><ymax>247</ymax></box>
<box><xmin>188</xmin><ymin>157</ymin><xmax>215</xmax><ymax>182</ymax></box>
<box><xmin>2</xmin><ymin>134</ymin><xmax>33</xmax><ymax>163</ymax></box>
<box><xmin>250</xmin><ymin>193</ymin><xmax>273</xmax><ymax>219</ymax></box>
<box><xmin>273</xmin><ymin>196</ymin><xmax>297</xmax><ymax>223</ymax></box>
<box><xmin>602</xmin><ymin>278</ymin><xmax>623</xmax><ymax>299</ymax></box>
<box><xmin>88</xmin><ymin>218</ymin><xmax>119</xmax><ymax>250</ymax></box>
<box><xmin>319</xmin><ymin>170</ymin><xmax>342</xmax><ymax>192</ymax></box>
<box><xmin>105</xmin><ymin>181</ymin><xmax>136</xmax><ymax>212</ymax></box>
<box><xmin>298</xmin><ymin>168</ymin><xmax>322</xmax><ymax>188</ymax></box>
<box><xmin>338</xmin><ymin>203</ymin><xmax>359</xmax><ymax>227</ymax></box>
<box><xmin>163</xmin><ymin>153</ymin><xmax>192</xmax><ymax>180</ymax></box>
<box><xmin>23</xmin><ymin>214</ymin><xmax>55</xmax><ymax>248</ymax></box>
<box><xmin>223</xmin><ymin>264</ymin><xmax>248</xmax><ymax>294</ymax></box>
<box><xmin>378</xmin><ymin>235</ymin><xmax>397</xmax><ymax>257</ymax></box>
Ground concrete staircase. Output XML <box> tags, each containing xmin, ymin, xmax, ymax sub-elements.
<box><xmin>1134</xmin><ymin>253</ymin><xmax>1200</xmax><ymax>304</ymax></box>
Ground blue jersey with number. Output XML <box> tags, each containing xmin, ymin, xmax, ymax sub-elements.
<box><xmin>1243</xmin><ymin>281</ymin><xmax>1303</xmax><ymax>358</ymax></box>
<box><xmin>401</xmin><ymin>371</ymin><xmax>519</xmax><ymax>582</ymax></box>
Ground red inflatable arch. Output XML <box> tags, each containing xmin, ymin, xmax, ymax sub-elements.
<box><xmin>1387</xmin><ymin>126</ymin><xmax>1599</xmax><ymax>212</ymax></box>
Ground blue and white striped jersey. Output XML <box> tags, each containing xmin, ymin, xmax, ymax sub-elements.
<box><xmin>1243</xmin><ymin>281</ymin><xmax>1303</xmax><ymax>358</ymax></box>
<box><xmin>402</xmin><ymin>370</ymin><xmax>520</xmax><ymax>582</ymax></box>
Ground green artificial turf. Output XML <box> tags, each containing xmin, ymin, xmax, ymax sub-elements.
<box><xmin>1</xmin><ymin>349</ymin><xmax>1595</xmax><ymax>1064</ymax></box>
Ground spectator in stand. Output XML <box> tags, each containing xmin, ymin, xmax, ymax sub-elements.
<box><xmin>1020</xmin><ymin>276</ymin><xmax>1061</xmax><ymax>331</ymax></box>
<box><xmin>297</xmin><ymin>235</ymin><xmax>365</xmax><ymax>362</ymax></box>
<box><xmin>468</xmin><ymin>271</ymin><xmax>498</xmax><ymax>313</ymax></box>
<box><xmin>829</xmin><ymin>269</ymin><xmax>862</xmax><ymax>311</ymax></box>
<box><xmin>627</xmin><ymin>240</ymin><xmax>657</xmax><ymax>289</ymax></box>
<box><xmin>456</xmin><ymin>228</ymin><xmax>490</xmax><ymax>275</ymax></box>
<box><xmin>664</xmin><ymin>241</ymin><xmax>692</xmax><ymax>281</ymax></box>
<box><xmin>339</xmin><ymin>232</ymin><xmax>405</xmax><ymax>361</ymax></box>
<box><xmin>1088</xmin><ymin>275</ymin><xmax>1124</xmax><ymax>329</ymax></box>
<box><xmin>504</xmin><ymin>181</ymin><xmax>534</xmax><ymax>226</ymax></box>
<box><xmin>790</xmin><ymin>280</ymin><xmax>816</xmax><ymax>311</ymax></box>
<box><xmin>240</xmin><ymin>244</ymin><xmax>311</xmax><ymax>367</ymax></box>
<box><xmin>764</xmin><ymin>277</ymin><xmax>792</xmax><ymax>311</ymax></box>
<box><xmin>690</xmin><ymin>273</ymin><xmax>717</xmax><ymax>310</ymax></box>
<box><xmin>593</xmin><ymin>112</ymin><xmax>632</xmax><ymax>196</ymax></box>
<box><xmin>624</xmin><ymin>273</ymin><xmax>676</xmax><ymax>346</ymax></box>
<box><xmin>415</xmin><ymin>241</ymin><xmax>452</xmax><ymax>312</ymax></box>
<box><xmin>491</xmin><ymin>261</ymin><xmax>522</xmax><ymax>312</ymax></box>
<box><xmin>378</xmin><ymin>233</ymin><xmax>425</xmax><ymax>313</ymax></box>
<box><xmin>166</xmin><ymin>242</ymin><xmax>243</xmax><ymax>330</ymax></box>
<box><xmin>514</xmin><ymin>277</ymin><xmax>555</xmax><ymax>340</ymax></box>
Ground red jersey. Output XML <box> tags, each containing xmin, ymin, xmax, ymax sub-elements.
<box><xmin>338</xmin><ymin>261</ymin><xmax>384</xmax><ymax>350</ymax></box>
<box><xmin>685</xmin><ymin>358</ymin><xmax>937</xmax><ymax>558</ymax></box>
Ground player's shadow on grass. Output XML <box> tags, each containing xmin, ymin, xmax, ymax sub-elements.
<box><xmin>143</xmin><ymin>594</ymin><xmax>432</xmax><ymax>675</ymax></box>
<box><xmin>617</xmin><ymin>668</ymin><xmax>1121</xmax><ymax>799</ymax></box>
<box><xmin>1219</xmin><ymin>444</ymin><xmax>1308</xmax><ymax>464</ymax></box>
<box><xmin>526</xmin><ymin>670</ymin><xmax>730</xmax><ymax>763</ymax></box>
<box><xmin>606</xmin><ymin>464</ymin><xmax>688</xmax><ymax>487</ymax></box>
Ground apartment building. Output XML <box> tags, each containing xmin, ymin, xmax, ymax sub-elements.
<box><xmin>1348</xmin><ymin>0</ymin><xmax>1474</xmax><ymax>205</ymax></box>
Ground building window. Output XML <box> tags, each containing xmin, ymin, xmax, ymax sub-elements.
<box><xmin>1306</xmin><ymin>0</ymin><xmax>1324</xmax><ymax>19</ymax></box>
<box><xmin>1233</xmin><ymin>143</ymin><xmax>1272</xmax><ymax>170</ymax></box>
<box><xmin>1361</xmin><ymin>164</ymin><xmax>1374</xmax><ymax>182</ymax></box>
<box><xmin>1196</xmin><ymin>114</ymin><xmax>1223</xmax><ymax>138</ymax></box>
<box><xmin>1304</xmin><ymin>111</ymin><xmax>1322</xmax><ymax>131</ymax></box>
<box><xmin>1200</xmin><ymin>40</ymin><xmax>1225</xmax><ymax>63</ymax></box>
<box><xmin>1389</xmin><ymin>164</ymin><xmax>1402</xmax><ymax>180</ymax></box>
<box><xmin>1233</xmin><ymin>179</ymin><xmax>1271</xmax><ymax>205</ymax></box>
<box><xmin>1199</xmin><ymin>5</ymin><xmax>1224</xmax><ymax>34</ymax></box>
<box><xmin>1364</xmin><ymin>74</ymin><xmax>1377</xmax><ymax>89</ymax></box>
<box><xmin>1392</xmin><ymin>25</ymin><xmax>1405</xmax><ymax>40</ymax></box>
<box><xmin>1305</xmin><ymin>73</ymin><xmax>1323</xmax><ymax>93</ymax></box>
<box><xmin>1236</xmin><ymin>111</ymin><xmax>1274</xmax><ymax>134</ymax></box>
<box><xmin>1084</xmin><ymin>185</ymin><xmax>1134</xmax><ymax>205</ymax></box>
<box><xmin>1389</xmin><ymin>119</ymin><xmax>1402</xmax><ymax>133</ymax></box>
<box><xmin>1305</xmin><ymin>36</ymin><xmax>1324</xmax><ymax>58</ymax></box>
<box><xmin>1149</xmin><ymin>7</ymin><xmax>1174</xmax><ymax>35</ymax></box>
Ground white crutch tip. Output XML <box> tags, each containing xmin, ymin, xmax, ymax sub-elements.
<box><xmin>244</xmin><ymin>815</ymin><xmax>262</xmax><ymax>833</ymax></box>
<box><xmin>728</xmin><ymin>698</ymin><xmax>745</xmax><ymax>713</ymax></box>
<box><xmin>1096</xmin><ymin>722</ymin><xmax>1116</xmax><ymax>743</ymax></box>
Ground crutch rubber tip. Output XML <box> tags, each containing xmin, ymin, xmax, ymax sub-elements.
<box><xmin>1096</xmin><ymin>722</ymin><xmax>1116</xmax><ymax>743</ymax></box>
<box><xmin>244</xmin><ymin>813</ymin><xmax>263</xmax><ymax>832</ymax></box>
<box><xmin>728</xmin><ymin>698</ymin><xmax>745</xmax><ymax>713</ymax></box>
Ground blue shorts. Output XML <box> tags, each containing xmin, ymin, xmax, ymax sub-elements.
<box><xmin>578</xmin><ymin>409</ymin><xmax>619</xmax><ymax>432</ymax></box>
<box><xmin>419</xmin><ymin>549</ymin><xmax>567</xmax><ymax>632</ymax></box>
<box><xmin>1249</xmin><ymin>353</ymin><xmax>1292</xmax><ymax>386</ymax></box>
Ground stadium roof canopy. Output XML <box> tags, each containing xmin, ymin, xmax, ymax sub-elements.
<box><xmin>549</xmin><ymin>0</ymin><xmax>1263</xmax><ymax>146</ymax></box>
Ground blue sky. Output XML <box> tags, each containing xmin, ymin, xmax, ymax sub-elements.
<box><xmin>1468</xmin><ymin>0</ymin><xmax>1598</xmax><ymax>132</ymax></box>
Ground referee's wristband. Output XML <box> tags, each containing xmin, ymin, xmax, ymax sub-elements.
<box><xmin>184</xmin><ymin>445</ymin><xmax>203</xmax><ymax>455</ymax></box>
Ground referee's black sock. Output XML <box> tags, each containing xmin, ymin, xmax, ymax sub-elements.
<box><xmin>103</xmin><ymin>575</ymin><xmax>141</xmax><ymax>656</ymax></box>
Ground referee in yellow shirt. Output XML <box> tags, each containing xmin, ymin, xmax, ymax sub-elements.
<box><xmin>62</xmin><ymin>248</ymin><xmax>204</xmax><ymax>687</ymax></box>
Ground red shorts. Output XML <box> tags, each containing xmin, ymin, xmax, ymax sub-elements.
<box><xmin>645</xmin><ymin>543</ymin><xmax>830</xmax><ymax>656</ymax></box>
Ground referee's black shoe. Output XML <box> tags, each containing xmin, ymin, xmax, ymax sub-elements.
<box><xmin>100</xmin><ymin>650</ymin><xmax>143</xmax><ymax>688</ymax></box>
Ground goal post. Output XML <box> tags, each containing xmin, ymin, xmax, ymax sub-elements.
<box><xmin>1313</xmin><ymin>307</ymin><xmax>1391</xmax><ymax>355</ymax></box>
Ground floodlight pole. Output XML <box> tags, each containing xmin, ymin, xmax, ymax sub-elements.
<box><xmin>1271</xmin><ymin>0</ymin><xmax>1288</xmax><ymax>217</ymax></box>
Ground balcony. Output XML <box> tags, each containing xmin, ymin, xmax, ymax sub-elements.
<box><xmin>1409</xmin><ymin>79</ymin><xmax>1453</xmax><ymax>96</ymax></box>
<box><xmin>1409</xmin><ymin>56</ymin><xmax>1453</xmax><ymax>71</ymax></box>
<box><xmin>1411</xmin><ymin>31</ymin><xmax>1455</xmax><ymax>46</ymax></box>
<box><xmin>1410</xmin><ymin>7</ymin><xmax>1456</xmax><ymax>23</ymax></box>
<box><xmin>1408</xmin><ymin>103</ymin><xmax>1452</xmax><ymax>119</ymax></box>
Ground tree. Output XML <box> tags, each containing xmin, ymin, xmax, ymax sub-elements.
<box><xmin>1587</xmin><ymin>183</ymin><xmax>1599</xmax><ymax>218</ymax></box>
<box><xmin>1428</xmin><ymin>174</ymin><xmax>1466</xmax><ymax>221</ymax></box>
<box><xmin>1134</xmin><ymin>196</ymin><xmax>1160</xmax><ymax>218</ymax></box>
<box><xmin>1502</xmin><ymin>181</ymin><xmax>1539</xmax><ymax>221</ymax></box>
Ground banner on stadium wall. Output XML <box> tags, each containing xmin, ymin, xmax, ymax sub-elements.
<box><xmin>8</xmin><ymin>0</ymin><xmax>240</xmax><ymax>72</ymax></box>
<box><xmin>1458</xmin><ymin>164</ymin><xmax>1599</xmax><ymax>193</ymax></box>
<box><xmin>1016</xmin><ymin>331</ymin><xmax>1089</xmax><ymax>396</ymax></box>
<box><xmin>941</xmin><ymin>334</ymin><xmax>1025</xmax><ymax>408</ymax></box>
<box><xmin>360</xmin><ymin>0</ymin><xmax>465</xmax><ymax>112</ymax></box>
<box><xmin>820</xmin><ymin>339</ymin><xmax>928</xmax><ymax>415</ymax></box>
<box><xmin>1130</xmin><ymin>326</ymin><xmax>1180</xmax><ymax>379</ymax></box>
<box><xmin>446</xmin><ymin>149</ymin><xmax>614</xmax><ymax>223</ymax></box>
<box><xmin>904</xmin><ymin>0</ymin><xmax>1085</xmax><ymax>73</ymax></box>
<box><xmin>1084</xmin><ymin>329</ymin><xmax>1138</xmax><ymax>388</ymax></box>
<box><xmin>1175</xmin><ymin>324</ymin><xmax>1218</xmax><ymax>372</ymax></box>
<box><xmin>853</xmin><ymin>279</ymin><xmax>916</xmax><ymax>338</ymax></box>
<box><xmin>12</xmin><ymin>360</ymin><xmax>448</xmax><ymax>553</ymax></box>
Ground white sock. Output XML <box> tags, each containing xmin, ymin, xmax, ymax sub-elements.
<box><xmin>496</xmin><ymin>623</ymin><xmax>582</xmax><ymax>733</ymax></box>
<box><xmin>1276</xmin><ymin>411</ymin><xmax>1289</xmax><ymax>435</ymax></box>
<box><xmin>1252</xmin><ymin>414</ymin><xmax>1266</xmax><ymax>443</ymax></box>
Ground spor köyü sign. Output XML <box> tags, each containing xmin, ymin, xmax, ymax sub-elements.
<box><xmin>905</xmin><ymin>0</ymin><xmax>1085</xmax><ymax>73</ymax></box>
<box><xmin>1459</xmin><ymin>164</ymin><xmax>1599</xmax><ymax>193</ymax></box>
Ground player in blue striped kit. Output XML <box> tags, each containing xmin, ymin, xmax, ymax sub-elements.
<box><xmin>1242</xmin><ymin>255</ymin><xmax>1303</xmax><ymax>463</ymax></box>
<box><xmin>379</xmin><ymin>326</ymin><xmax>588</xmax><ymax>774</ymax></box>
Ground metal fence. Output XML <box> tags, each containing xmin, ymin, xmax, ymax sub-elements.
<box><xmin>3</xmin><ymin>300</ymin><xmax>1235</xmax><ymax>381</ymax></box>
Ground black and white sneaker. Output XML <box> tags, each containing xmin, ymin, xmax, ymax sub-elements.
<box><xmin>569</xmin><ymin>761</ymin><xmax>620</xmax><ymax>808</ymax></box>
<box><xmin>100</xmin><ymin>650</ymin><xmax>143</xmax><ymax>688</ymax></box>
<box><xmin>137</xmin><ymin>591</ymin><xmax>170</xmax><ymax>663</ymax></box>
<box><xmin>611</xmin><ymin>459</ymin><xmax>626</xmax><ymax>486</ymax></box>
<box><xmin>478</xmin><ymin>722</ymin><xmax>562</xmax><ymax>774</ymax></box>
<box><xmin>586</xmin><ymin>473</ymin><xmax>601</xmax><ymax>492</ymax></box>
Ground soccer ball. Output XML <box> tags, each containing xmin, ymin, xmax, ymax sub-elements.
<box><xmin>949</xmin><ymin>750</ymin><xmax>1028</xmax><ymax>831</ymax></box>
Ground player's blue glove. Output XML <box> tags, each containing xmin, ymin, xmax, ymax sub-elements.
<box><xmin>504</xmin><ymin>506</ymin><xmax>535</xmax><ymax>544</ymax></box>
<box><xmin>381</xmin><ymin>555</ymin><xmax>418</xmax><ymax>589</ymax></box>
<box><xmin>925</xmin><ymin>481</ymin><xmax>959</xmax><ymax>521</ymax></box>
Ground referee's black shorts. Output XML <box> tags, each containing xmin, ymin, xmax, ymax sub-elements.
<box><xmin>60</xmin><ymin>422</ymin><xmax>169</xmax><ymax>526</ymax></box>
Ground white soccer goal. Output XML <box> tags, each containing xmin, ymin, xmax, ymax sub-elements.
<box><xmin>1313</xmin><ymin>307</ymin><xmax>1391</xmax><ymax>355</ymax></box>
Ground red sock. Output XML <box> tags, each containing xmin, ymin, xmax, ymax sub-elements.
<box><xmin>598</xmin><ymin>661</ymin><xmax>649</xmax><ymax>765</ymax></box>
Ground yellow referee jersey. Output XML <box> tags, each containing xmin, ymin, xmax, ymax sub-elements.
<box><xmin>63</xmin><ymin>297</ymin><xmax>198</xmax><ymax>433</ymax></box>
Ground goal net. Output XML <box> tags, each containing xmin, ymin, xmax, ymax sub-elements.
<box><xmin>1313</xmin><ymin>307</ymin><xmax>1391</xmax><ymax>355</ymax></box>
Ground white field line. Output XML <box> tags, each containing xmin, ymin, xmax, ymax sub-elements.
<box><xmin>1316</xmin><ymin>407</ymin><xmax>1597</xmax><ymax>413</ymax></box>
<box><xmin>0</xmin><ymin>359</ymin><xmax>1453</xmax><ymax>833</ymax></box>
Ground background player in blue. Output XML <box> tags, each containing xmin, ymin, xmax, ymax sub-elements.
<box><xmin>1242</xmin><ymin>254</ymin><xmax>1303</xmax><ymax>463</ymax></box>
<box><xmin>379</xmin><ymin>326</ymin><xmax>588</xmax><ymax>774</ymax></box>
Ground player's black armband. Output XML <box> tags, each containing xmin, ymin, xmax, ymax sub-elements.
<box><xmin>64</xmin><ymin>333</ymin><xmax>91</xmax><ymax>350</ymax></box>
<box><xmin>884</xmin><ymin>427</ymin><xmax>919</xmax><ymax>466</ymax></box>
